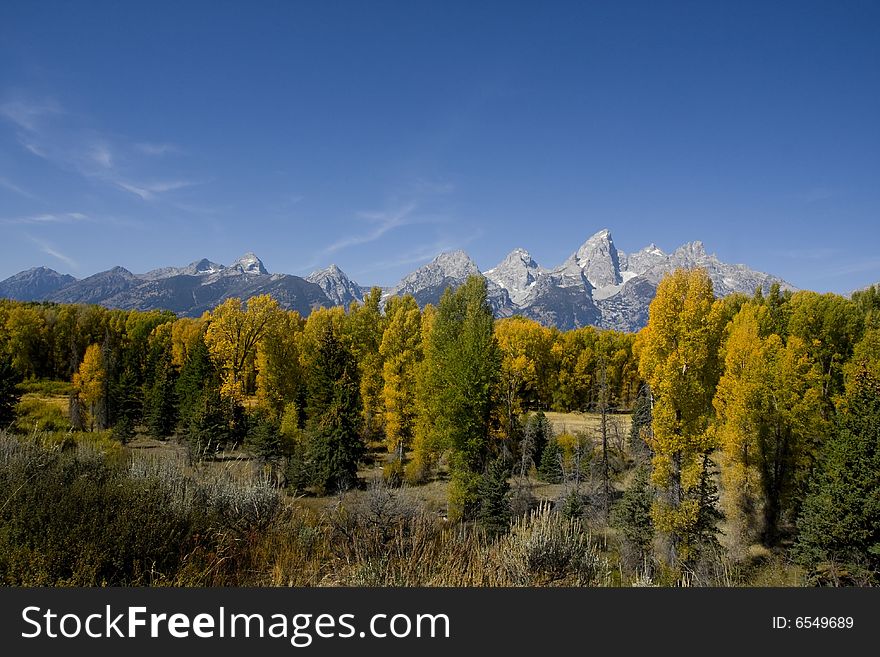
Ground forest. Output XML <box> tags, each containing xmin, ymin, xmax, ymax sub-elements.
<box><xmin>0</xmin><ymin>270</ymin><xmax>878</xmax><ymax>587</ymax></box>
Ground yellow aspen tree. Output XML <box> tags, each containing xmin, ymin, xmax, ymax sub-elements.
<box><xmin>347</xmin><ymin>288</ymin><xmax>386</xmax><ymax>442</ymax></box>
<box><xmin>715</xmin><ymin>304</ymin><xmax>828</xmax><ymax>547</ymax></box>
<box><xmin>379</xmin><ymin>295</ymin><xmax>422</xmax><ymax>460</ymax></box>
<box><xmin>170</xmin><ymin>317</ymin><xmax>204</xmax><ymax>368</ymax></box>
<box><xmin>73</xmin><ymin>343</ymin><xmax>106</xmax><ymax>431</ymax></box>
<box><xmin>634</xmin><ymin>268</ymin><xmax>726</xmax><ymax>566</ymax></box>
<box><xmin>204</xmin><ymin>295</ymin><xmax>283</xmax><ymax>401</ymax></box>
<box><xmin>256</xmin><ymin>310</ymin><xmax>305</xmax><ymax>418</ymax></box>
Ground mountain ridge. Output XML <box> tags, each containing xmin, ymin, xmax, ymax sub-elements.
<box><xmin>0</xmin><ymin>232</ymin><xmax>800</xmax><ymax>330</ymax></box>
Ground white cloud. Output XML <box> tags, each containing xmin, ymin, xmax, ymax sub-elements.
<box><xmin>1</xmin><ymin>212</ymin><xmax>88</xmax><ymax>225</ymax></box>
<box><xmin>0</xmin><ymin>98</ymin><xmax>63</xmax><ymax>131</ymax></box>
<box><xmin>89</xmin><ymin>143</ymin><xmax>114</xmax><ymax>169</ymax></box>
<box><xmin>27</xmin><ymin>236</ymin><xmax>78</xmax><ymax>269</ymax></box>
<box><xmin>319</xmin><ymin>203</ymin><xmax>418</xmax><ymax>257</ymax></box>
<box><xmin>0</xmin><ymin>176</ymin><xmax>39</xmax><ymax>200</ymax></box>
<box><xmin>114</xmin><ymin>179</ymin><xmax>199</xmax><ymax>200</ymax></box>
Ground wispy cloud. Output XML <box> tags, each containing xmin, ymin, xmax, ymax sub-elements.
<box><xmin>319</xmin><ymin>203</ymin><xmax>419</xmax><ymax>257</ymax></box>
<box><xmin>134</xmin><ymin>141</ymin><xmax>180</xmax><ymax>156</ymax></box>
<box><xmin>0</xmin><ymin>176</ymin><xmax>39</xmax><ymax>201</ymax></box>
<box><xmin>27</xmin><ymin>235</ymin><xmax>78</xmax><ymax>270</ymax></box>
<box><xmin>0</xmin><ymin>98</ymin><xmax>63</xmax><ymax>131</ymax></box>
<box><xmin>1</xmin><ymin>212</ymin><xmax>88</xmax><ymax>225</ymax></box>
<box><xmin>816</xmin><ymin>258</ymin><xmax>880</xmax><ymax>279</ymax></box>
<box><xmin>88</xmin><ymin>142</ymin><xmax>114</xmax><ymax>169</ymax></box>
<box><xmin>1</xmin><ymin>95</ymin><xmax>197</xmax><ymax>203</ymax></box>
<box><xmin>113</xmin><ymin>179</ymin><xmax>200</xmax><ymax>200</ymax></box>
<box><xmin>357</xmin><ymin>231</ymin><xmax>483</xmax><ymax>275</ymax></box>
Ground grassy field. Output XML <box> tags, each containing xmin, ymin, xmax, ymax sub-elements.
<box><xmin>14</xmin><ymin>389</ymin><xmax>630</xmax><ymax>517</ymax></box>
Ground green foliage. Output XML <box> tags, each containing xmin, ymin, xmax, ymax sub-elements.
<box><xmin>145</xmin><ymin>357</ymin><xmax>178</xmax><ymax>439</ymax></box>
<box><xmin>477</xmin><ymin>457</ymin><xmax>512</xmax><ymax>536</ymax></box>
<box><xmin>612</xmin><ymin>464</ymin><xmax>655</xmax><ymax>569</ymax></box>
<box><xmin>304</xmin><ymin>323</ymin><xmax>364</xmax><ymax>493</ymax></box>
<box><xmin>417</xmin><ymin>276</ymin><xmax>500</xmax><ymax>518</ymax></box>
<box><xmin>0</xmin><ymin>355</ymin><xmax>23</xmax><ymax>427</ymax></box>
<box><xmin>0</xmin><ymin>433</ymin><xmax>280</xmax><ymax>586</ymax></box>
<box><xmin>794</xmin><ymin>371</ymin><xmax>880</xmax><ymax>583</ymax></box>
<box><xmin>538</xmin><ymin>437</ymin><xmax>564</xmax><ymax>483</ymax></box>
<box><xmin>521</xmin><ymin>410</ymin><xmax>552</xmax><ymax>474</ymax></box>
<box><xmin>628</xmin><ymin>385</ymin><xmax>653</xmax><ymax>459</ymax></box>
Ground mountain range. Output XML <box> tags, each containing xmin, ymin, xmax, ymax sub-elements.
<box><xmin>0</xmin><ymin>229</ymin><xmax>795</xmax><ymax>331</ymax></box>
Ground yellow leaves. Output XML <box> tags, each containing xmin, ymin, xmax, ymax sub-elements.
<box><xmin>380</xmin><ymin>296</ymin><xmax>422</xmax><ymax>453</ymax></box>
<box><xmin>170</xmin><ymin>317</ymin><xmax>204</xmax><ymax>368</ymax></box>
<box><xmin>204</xmin><ymin>295</ymin><xmax>284</xmax><ymax>401</ymax></box>
<box><xmin>73</xmin><ymin>343</ymin><xmax>104</xmax><ymax>403</ymax></box>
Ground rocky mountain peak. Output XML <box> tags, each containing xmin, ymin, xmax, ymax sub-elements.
<box><xmin>232</xmin><ymin>252</ymin><xmax>269</xmax><ymax>275</ymax></box>
<box><xmin>484</xmin><ymin>248</ymin><xmax>543</xmax><ymax>305</ymax></box>
<box><xmin>306</xmin><ymin>264</ymin><xmax>363</xmax><ymax>307</ymax></box>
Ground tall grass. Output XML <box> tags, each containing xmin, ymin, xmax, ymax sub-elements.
<box><xmin>0</xmin><ymin>431</ymin><xmax>610</xmax><ymax>587</ymax></box>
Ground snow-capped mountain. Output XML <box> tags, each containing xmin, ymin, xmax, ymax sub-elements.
<box><xmin>306</xmin><ymin>264</ymin><xmax>364</xmax><ymax>308</ymax></box>
<box><xmin>0</xmin><ymin>232</ymin><xmax>797</xmax><ymax>330</ymax></box>
<box><xmin>484</xmin><ymin>248</ymin><xmax>545</xmax><ymax>306</ymax></box>
<box><xmin>379</xmin><ymin>230</ymin><xmax>793</xmax><ymax>330</ymax></box>
<box><xmin>1</xmin><ymin>254</ymin><xmax>329</xmax><ymax>318</ymax></box>
<box><xmin>141</xmin><ymin>258</ymin><xmax>225</xmax><ymax>281</ymax></box>
<box><xmin>382</xmin><ymin>250</ymin><xmax>513</xmax><ymax>315</ymax></box>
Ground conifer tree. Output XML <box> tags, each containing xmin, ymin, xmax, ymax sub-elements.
<box><xmin>415</xmin><ymin>276</ymin><xmax>500</xmax><ymax>519</ymax></box>
<box><xmin>538</xmin><ymin>437</ymin><xmax>564</xmax><ymax>484</ymax></box>
<box><xmin>794</xmin><ymin>370</ymin><xmax>880</xmax><ymax>581</ymax></box>
<box><xmin>477</xmin><ymin>456</ymin><xmax>512</xmax><ymax>536</ymax></box>
<box><xmin>0</xmin><ymin>353</ymin><xmax>22</xmax><ymax>427</ymax></box>
<box><xmin>305</xmin><ymin>323</ymin><xmax>364</xmax><ymax>493</ymax></box>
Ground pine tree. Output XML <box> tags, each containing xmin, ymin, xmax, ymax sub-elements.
<box><xmin>477</xmin><ymin>456</ymin><xmax>512</xmax><ymax>536</ymax></box>
<box><xmin>0</xmin><ymin>354</ymin><xmax>22</xmax><ymax>427</ymax></box>
<box><xmin>794</xmin><ymin>370</ymin><xmax>880</xmax><ymax>582</ymax></box>
<box><xmin>176</xmin><ymin>335</ymin><xmax>215</xmax><ymax>430</ymax></box>
<box><xmin>521</xmin><ymin>411</ymin><xmax>552</xmax><ymax>477</ymax></box>
<box><xmin>145</xmin><ymin>356</ymin><xmax>178</xmax><ymax>439</ymax></box>
<box><xmin>612</xmin><ymin>464</ymin><xmax>655</xmax><ymax>571</ymax></box>
<box><xmin>305</xmin><ymin>323</ymin><xmax>364</xmax><ymax>493</ymax></box>
<box><xmin>538</xmin><ymin>437</ymin><xmax>564</xmax><ymax>483</ymax></box>
<box><xmin>415</xmin><ymin>276</ymin><xmax>500</xmax><ymax>519</ymax></box>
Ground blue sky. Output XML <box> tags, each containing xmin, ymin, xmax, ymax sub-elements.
<box><xmin>1</xmin><ymin>0</ymin><xmax>878</xmax><ymax>292</ymax></box>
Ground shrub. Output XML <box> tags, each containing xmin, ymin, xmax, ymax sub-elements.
<box><xmin>492</xmin><ymin>505</ymin><xmax>608</xmax><ymax>586</ymax></box>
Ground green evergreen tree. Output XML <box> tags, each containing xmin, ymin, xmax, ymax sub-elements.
<box><xmin>110</xmin><ymin>366</ymin><xmax>141</xmax><ymax>443</ymax></box>
<box><xmin>522</xmin><ymin>410</ymin><xmax>552</xmax><ymax>474</ymax></box>
<box><xmin>612</xmin><ymin>464</ymin><xmax>655</xmax><ymax>569</ymax></box>
<box><xmin>0</xmin><ymin>354</ymin><xmax>22</xmax><ymax>427</ymax></box>
<box><xmin>305</xmin><ymin>324</ymin><xmax>364</xmax><ymax>493</ymax></box>
<box><xmin>628</xmin><ymin>385</ymin><xmax>653</xmax><ymax>459</ymax></box>
<box><xmin>145</xmin><ymin>356</ymin><xmax>178</xmax><ymax>439</ymax></box>
<box><xmin>477</xmin><ymin>457</ymin><xmax>512</xmax><ymax>536</ymax></box>
<box><xmin>794</xmin><ymin>370</ymin><xmax>880</xmax><ymax>582</ymax></box>
<box><xmin>183</xmin><ymin>387</ymin><xmax>231</xmax><ymax>459</ymax></box>
<box><xmin>418</xmin><ymin>276</ymin><xmax>501</xmax><ymax>519</ymax></box>
<box><xmin>175</xmin><ymin>335</ymin><xmax>215</xmax><ymax>430</ymax></box>
<box><xmin>538</xmin><ymin>437</ymin><xmax>564</xmax><ymax>483</ymax></box>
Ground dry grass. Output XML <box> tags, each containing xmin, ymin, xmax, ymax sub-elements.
<box><xmin>544</xmin><ymin>411</ymin><xmax>631</xmax><ymax>438</ymax></box>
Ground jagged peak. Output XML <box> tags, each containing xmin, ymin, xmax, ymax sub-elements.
<box><xmin>307</xmin><ymin>263</ymin><xmax>350</xmax><ymax>281</ymax></box>
<box><xmin>232</xmin><ymin>252</ymin><xmax>268</xmax><ymax>275</ymax></box>
<box><xmin>639</xmin><ymin>243</ymin><xmax>665</xmax><ymax>256</ymax></box>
